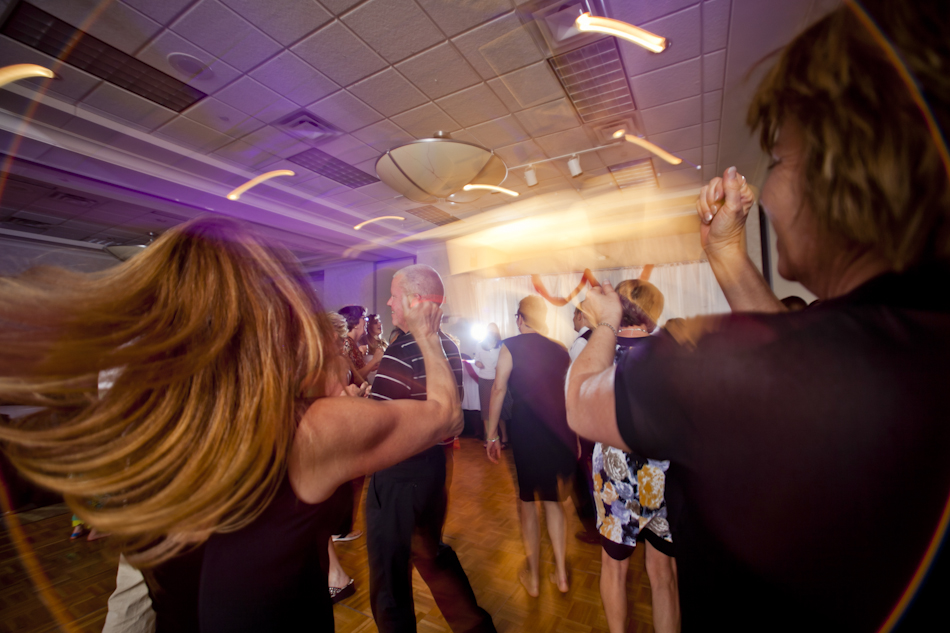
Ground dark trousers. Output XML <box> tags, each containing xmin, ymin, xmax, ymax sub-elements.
<box><xmin>572</xmin><ymin>438</ymin><xmax>598</xmax><ymax>534</ymax></box>
<box><xmin>366</xmin><ymin>450</ymin><xmax>495</xmax><ymax>633</ymax></box>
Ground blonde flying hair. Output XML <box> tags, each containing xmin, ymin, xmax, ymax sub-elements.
<box><xmin>748</xmin><ymin>0</ymin><xmax>950</xmax><ymax>269</ymax></box>
<box><xmin>0</xmin><ymin>217</ymin><xmax>334</xmax><ymax>567</ymax></box>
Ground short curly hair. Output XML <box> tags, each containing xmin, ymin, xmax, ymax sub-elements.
<box><xmin>748</xmin><ymin>1</ymin><xmax>950</xmax><ymax>269</ymax></box>
<box><xmin>616</xmin><ymin>280</ymin><xmax>664</xmax><ymax>331</ymax></box>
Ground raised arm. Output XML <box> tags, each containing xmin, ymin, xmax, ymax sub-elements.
<box><xmin>484</xmin><ymin>344</ymin><xmax>512</xmax><ymax>463</ymax></box>
<box><xmin>698</xmin><ymin>166</ymin><xmax>786</xmax><ymax>313</ymax></box>
<box><xmin>565</xmin><ymin>284</ymin><xmax>630</xmax><ymax>450</ymax></box>
<box><xmin>289</xmin><ymin>298</ymin><xmax>462</xmax><ymax>503</ymax></box>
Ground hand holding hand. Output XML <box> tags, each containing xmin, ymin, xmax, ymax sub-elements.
<box><xmin>696</xmin><ymin>166</ymin><xmax>757</xmax><ymax>255</ymax></box>
<box><xmin>582</xmin><ymin>282</ymin><xmax>623</xmax><ymax>330</ymax></box>
<box><xmin>403</xmin><ymin>294</ymin><xmax>443</xmax><ymax>339</ymax></box>
<box><xmin>486</xmin><ymin>439</ymin><xmax>501</xmax><ymax>464</ymax></box>
<box><xmin>474</xmin><ymin>360</ymin><xmax>485</xmax><ymax>369</ymax></box>
<box><xmin>341</xmin><ymin>382</ymin><xmax>368</xmax><ymax>398</ymax></box>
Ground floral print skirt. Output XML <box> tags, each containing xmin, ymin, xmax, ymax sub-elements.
<box><xmin>592</xmin><ymin>442</ymin><xmax>673</xmax><ymax>547</ymax></box>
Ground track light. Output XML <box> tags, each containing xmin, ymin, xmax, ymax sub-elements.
<box><xmin>567</xmin><ymin>155</ymin><xmax>582</xmax><ymax>177</ymax></box>
<box><xmin>612</xmin><ymin>129</ymin><xmax>682</xmax><ymax>165</ymax></box>
<box><xmin>575</xmin><ymin>12</ymin><xmax>669</xmax><ymax>53</ymax></box>
<box><xmin>524</xmin><ymin>165</ymin><xmax>538</xmax><ymax>187</ymax></box>
<box><xmin>226</xmin><ymin>170</ymin><xmax>295</xmax><ymax>200</ymax></box>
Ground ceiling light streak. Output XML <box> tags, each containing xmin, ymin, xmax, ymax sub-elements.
<box><xmin>463</xmin><ymin>184</ymin><xmax>519</xmax><ymax>196</ymax></box>
<box><xmin>225</xmin><ymin>170</ymin><xmax>295</xmax><ymax>200</ymax></box>
<box><xmin>0</xmin><ymin>64</ymin><xmax>54</xmax><ymax>88</ymax></box>
<box><xmin>575</xmin><ymin>12</ymin><xmax>669</xmax><ymax>54</ymax></box>
<box><xmin>613</xmin><ymin>129</ymin><xmax>683</xmax><ymax>166</ymax></box>
<box><xmin>353</xmin><ymin>216</ymin><xmax>406</xmax><ymax>230</ymax></box>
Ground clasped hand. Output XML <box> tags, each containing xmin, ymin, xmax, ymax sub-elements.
<box><xmin>582</xmin><ymin>282</ymin><xmax>623</xmax><ymax>330</ymax></box>
<box><xmin>696</xmin><ymin>166</ymin><xmax>757</xmax><ymax>256</ymax></box>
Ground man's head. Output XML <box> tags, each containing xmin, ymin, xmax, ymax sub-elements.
<box><xmin>387</xmin><ymin>264</ymin><xmax>445</xmax><ymax>331</ymax></box>
<box><xmin>572</xmin><ymin>305</ymin><xmax>590</xmax><ymax>333</ymax></box>
<box><xmin>516</xmin><ymin>295</ymin><xmax>547</xmax><ymax>335</ymax></box>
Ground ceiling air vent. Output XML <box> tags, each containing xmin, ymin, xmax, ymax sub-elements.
<box><xmin>1</xmin><ymin>2</ymin><xmax>206</xmax><ymax>112</ymax></box>
<box><xmin>550</xmin><ymin>38</ymin><xmax>637</xmax><ymax>123</ymax></box>
<box><xmin>403</xmin><ymin>205</ymin><xmax>460</xmax><ymax>227</ymax></box>
<box><xmin>276</xmin><ymin>111</ymin><xmax>342</xmax><ymax>146</ymax></box>
<box><xmin>608</xmin><ymin>158</ymin><xmax>658</xmax><ymax>190</ymax></box>
<box><xmin>47</xmin><ymin>191</ymin><xmax>98</xmax><ymax>207</ymax></box>
<box><xmin>287</xmin><ymin>148</ymin><xmax>379</xmax><ymax>188</ymax></box>
<box><xmin>4</xmin><ymin>217</ymin><xmax>52</xmax><ymax>228</ymax></box>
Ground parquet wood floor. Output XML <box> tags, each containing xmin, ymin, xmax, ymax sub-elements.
<box><xmin>1</xmin><ymin>438</ymin><xmax>657</xmax><ymax>632</ymax></box>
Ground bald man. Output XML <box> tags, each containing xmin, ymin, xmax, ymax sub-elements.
<box><xmin>367</xmin><ymin>264</ymin><xmax>495</xmax><ymax>633</ymax></box>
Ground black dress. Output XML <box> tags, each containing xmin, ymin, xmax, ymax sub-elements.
<box><xmin>504</xmin><ymin>333</ymin><xmax>577</xmax><ymax>502</ymax></box>
<box><xmin>145</xmin><ymin>478</ymin><xmax>348</xmax><ymax>632</ymax></box>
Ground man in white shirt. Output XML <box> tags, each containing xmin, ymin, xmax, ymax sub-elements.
<box><xmin>569</xmin><ymin>306</ymin><xmax>592</xmax><ymax>362</ymax></box>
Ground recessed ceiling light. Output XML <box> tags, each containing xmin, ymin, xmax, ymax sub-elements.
<box><xmin>167</xmin><ymin>52</ymin><xmax>216</xmax><ymax>82</ymax></box>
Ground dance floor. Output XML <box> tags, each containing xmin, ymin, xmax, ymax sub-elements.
<box><xmin>0</xmin><ymin>437</ymin><xmax>657</xmax><ymax>632</ymax></box>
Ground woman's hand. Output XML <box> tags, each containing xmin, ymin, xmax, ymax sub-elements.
<box><xmin>582</xmin><ymin>282</ymin><xmax>623</xmax><ymax>330</ymax></box>
<box><xmin>696</xmin><ymin>166</ymin><xmax>757</xmax><ymax>256</ymax></box>
<box><xmin>341</xmin><ymin>382</ymin><xmax>369</xmax><ymax>398</ymax></box>
<box><xmin>486</xmin><ymin>439</ymin><xmax>501</xmax><ymax>464</ymax></box>
<box><xmin>404</xmin><ymin>294</ymin><xmax>442</xmax><ymax>339</ymax></box>
<box><xmin>474</xmin><ymin>360</ymin><xmax>485</xmax><ymax>369</ymax></box>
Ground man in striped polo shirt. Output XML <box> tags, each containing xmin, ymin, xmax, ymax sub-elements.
<box><xmin>367</xmin><ymin>264</ymin><xmax>495</xmax><ymax>633</ymax></box>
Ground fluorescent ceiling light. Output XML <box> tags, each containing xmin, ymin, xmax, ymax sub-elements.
<box><xmin>575</xmin><ymin>12</ymin><xmax>669</xmax><ymax>54</ymax></box>
<box><xmin>613</xmin><ymin>129</ymin><xmax>682</xmax><ymax>165</ymax></box>
<box><xmin>354</xmin><ymin>216</ymin><xmax>405</xmax><ymax>230</ymax></box>
<box><xmin>463</xmin><ymin>184</ymin><xmax>519</xmax><ymax>197</ymax></box>
<box><xmin>226</xmin><ymin>170</ymin><xmax>295</xmax><ymax>200</ymax></box>
<box><xmin>0</xmin><ymin>63</ymin><xmax>54</xmax><ymax>88</ymax></box>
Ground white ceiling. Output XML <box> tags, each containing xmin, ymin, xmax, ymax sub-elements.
<box><xmin>0</xmin><ymin>0</ymin><xmax>838</xmax><ymax>270</ymax></box>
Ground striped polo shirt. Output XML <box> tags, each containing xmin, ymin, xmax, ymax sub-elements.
<box><xmin>371</xmin><ymin>330</ymin><xmax>464</xmax><ymax>403</ymax></box>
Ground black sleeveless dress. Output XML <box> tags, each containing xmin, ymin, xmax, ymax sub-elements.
<box><xmin>504</xmin><ymin>333</ymin><xmax>577</xmax><ymax>502</ymax></box>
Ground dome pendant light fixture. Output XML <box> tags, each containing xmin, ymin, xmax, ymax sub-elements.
<box><xmin>375</xmin><ymin>131</ymin><xmax>509</xmax><ymax>204</ymax></box>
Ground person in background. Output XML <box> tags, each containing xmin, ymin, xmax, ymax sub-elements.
<box><xmin>779</xmin><ymin>295</ymin><xmax>808</xmax><ymax>311</ymax></box>
<box><xmin>338</xmin><ymin>305</ymin><xmax>373</xmax><ymax>386</ymax></box>
<box><xmin>568</xmin><ymin>305</ymin><xmax>592</xmax><ymax>362</ymax></box>
<box><xmin>367</xmin><ymin>264</ymin><xmax>495</xmax><ymax>633</ymax></box>
<box><xmin>361</xmin><ymin>314</ymin><xmax>387</xmax><ymax>385</ymax></box>
<box><xmin>567</xmin><ymin>303</ymin><xmax>600</xmax><ymax>546</ymax></box>
<box><xmin>592</xmin><ymin>280</ymin><xmax>679</xmax><ymax>633</ymax></box>
<box><xmin>473</xmin><ymin>323</ymin><xmax>508</xmax><ymax>446</ymax></box>
<box><xmin>0</xmin><ymin>217</ymin><xmax>463</xmax><ymax>632</ymax></box>
<box><xmin>567</xmin><ymin>2</ymin><xmax>950</xmax><ymax>629</ymax></box>
<box><xmin>485</xmin><ymin>296</ymin><xmax>576</xmax><ymax>597</ymax></box>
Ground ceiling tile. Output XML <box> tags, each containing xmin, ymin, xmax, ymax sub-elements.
<box><xmin>655</xmin><ymin>146</ymin><xmax>701</xmax><ymax>172</ymax></box>
<box><xmin>466</xmin><ymin>115</ymin><xmax>530</xmax><ymax>148</ymax></box>
<box><xmin>349</xmin><ymin>69</ymin><xmax>429</xmax><ymax>118</ymax></box>
<box><xmin>292</xmin><ymin>20</ymin><xmax>388</xmax><ymax>86</ymax></box>
<box><xmin>183</xmin><ymin>97</ymin><xmax>266</xmax><ymax>137</ymax></box>
<box><xmin>0</xmin><ymin>37</ymin><xmax>101</xmax><ymax>103</ymax></box>
<box><xmin>155</xmin><ymin>116</ymin><xmax>235</xmax><ymax>152</ymax></box>
<box><xmin>703</xmin><ymin>143</ymin><xmax>718</xmax><ymax>165</ymax></box>
<box><xmin>324</xmin><ymin>189</ymin><xmax>373</xmax><ymax>207</ymax></box>
<box><xmin>171</xmin><ymin>0</ymin><xmax>283</xmax><ymax>72</ymax></box>
<box><xmin>534</xmin><ymin>126</ymin><xmax>595</xmax><ymax>157</ymax></box>
<box><xmin>640</xmin><ymin>95</ymin><xmax>701</xmax><ymax>135</ymax></box>
<box><xmin>494</xmin><ymin>61</ymin><xmax>564</xmax><ymax>110</ymax></box>
<box><xmin>351</xmin><ymin>119</ymin><xmax>414</xmax><ymax>152</ymax></box>
<box><xmin>395</xmin><ymin>42</ymin><xmax>481</xmax><ymax>100</ymax></box>
<box><xmin>648</xmin><ymin>124</ymin><xmax>702</xmax><ymax>153</ymax></box>
<box><xmin>137</xmin><ymin>30</ymin><xmax>242</xmax><ymax>94</ymax></box>
<box><xmin>703</xmin><ymin>119</ymin><xmax>719</xmax><ymax>144</ymax></box>
<box><xmin>619</xmin><ymin>5</ymin><xmax>701</xmax><ymax>77</ymax></box>
<box><xmin>357</xmin><ymin>181</ymin><xmax>400</xmax><ymax>200</ymax></box>
<box><xmin>122</xmin><ymin>0</ymin><xmax>193</xmax><ymax>24</ymax></box>
<box><xmin>317</xmin><ymin>134</ymin><xmax>379</xmax><ymax>165</ymax></box>
<box><xmin>435</xmin><ymin>84</ymin><xmax>507</xmax><ymax>128</ymax></box>
<box><xmin>213</xmin><ymin>76</ymin><xmax>300</xmax><ymax>123</ymax></box>
<box><xmin>318</xmin><ymin>0</ymin><xmax>363</xmax><ymax>15</ymax></box>
<box><xmin>416</xmin><ymin>0</ymin><xmax>511</xmax><ymax>38</ymax></box>
<box><xmin>513</xmin><ymin>98</ymin><xmax>580</xmax><ymax>137</ymax></box>
<box><xmin>391</xmin><ymin>102</ymin><xmax>461</xmax><ymax>138</ymax></box>
<box><xmin>703</xmin><ymin>50</ymin><xmax>726</xmax><ymax>92</ymax></box>
<box><xmin>630</xmin><ymin>57</ymin><xmax>700</xmax><ymax>109</ymax></box>
<box><xmin>220</xmin><ymin>0</ymin><xmax>333</xmax><ymax>46</ymax></box>
<box><xmin>486</xmin><ymin>76</ymin><xmax>521</xmax><ymax>112</ymax></box>
<box><xmin>343</xmin><ymin>0</ymin><xmax>444</xmax><ymax>64</ymax></box>
<box><xmin>597</xmin><ymin>143</ymin><xmax>652</xmax><ymax>167</ymax></box>
<box><xmin>656</xmin><ymin>167</ymin><xmax>702</xmax><ymax>189</ymax></box>
<box><xmin>213</xmin><ymin>137</ymin><xmax>280</xmax><ymax>168</ymax></box>
<box><xmin>295</xmin><ymin>174</ymin><xmax>340</xmax><ymax>195</ymax></box>
<box><xmin>250</xmin><ymin>51</ymin><xmax>339</xmax><ymax>107</ymax></box>
<box><xmin>308</xmin><ymin>90</ymin><xmax>383</xmax><ymax>132</ymax></box>
<box><xmin>702</xmin><ymin>163</ymin><xmax>718</xmax><ymax>181</ymax></box>
<box><xmin>239</xmin><ymin>125</ymin><xmax>311</xmax><ymax>157</ymax></box>
<box><xmin>703</xmin><ymin>0</ymin><xmax>730</xmax><ymax>53</ymax></box>
<box><xmin>606</xmin><ymin>0</ymin><xmax>698</xmax><ymax>24</ymax></box>
<box><xmin>31</xmin><ymin>0</ymin><xmax>162</xmax><ymax>54</ymax></box>
<box><xmin>493</xmin><ymin>139</ymin><xmax>547</xmax><ymax>167</ymax></box>
<box><xmin>452</xmin><ymin>11</ymin><xmax>542</xmax><ymax>80</ymax></box>
<box><xmin>352</xmin><ymin>157</ymin><xmax>379</xmax><ymax>175</ymax></box>
<box><xmin>79</xmin><ymin>83</ymin><xmax>177</xmax><ymax>131</ymax></box>
<box><xmin>703</xmin><ymin>90</ymin><xmax>722</xmax><ymax>122</ymax></box>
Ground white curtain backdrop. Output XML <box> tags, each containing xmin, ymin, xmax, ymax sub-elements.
<box><xmin>472</xmin><ymin>261</ymin><xmax>730</xmax><ymax>348</ymax></box>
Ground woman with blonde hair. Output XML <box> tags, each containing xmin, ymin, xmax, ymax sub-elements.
<box><xmin>568</xmin><ymin>1</ymin><xmax>950</xmax><ymax>629</ymax></box>
<box><xmin>0</xmin><ymin>217</ymin><xmax>461</xmax><ymax>631</ymax></box>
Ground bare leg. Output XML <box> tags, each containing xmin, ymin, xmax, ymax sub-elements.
<box><xmin>519</xmin><ymin>499</ymin><xmax>540</xmax><ymax>597</ymax></box>
<box><xmin>327</xmin><ymin>539</ymin><xmax>351</xmax><ymax>589</ymax></box>
<box><xmin>542</xmin><ymin>500</ymin><xmax>569</xmax><ymax>592</ymax></box>
<box><xmin>599</xmin><ymin>548</ymin><xmax>630</xmax><ymax>633</ymax></box>
<box><xmin>644</xmin><ymin>540</ymin><xmax>680</xmax><ymax>633</ymax></box>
